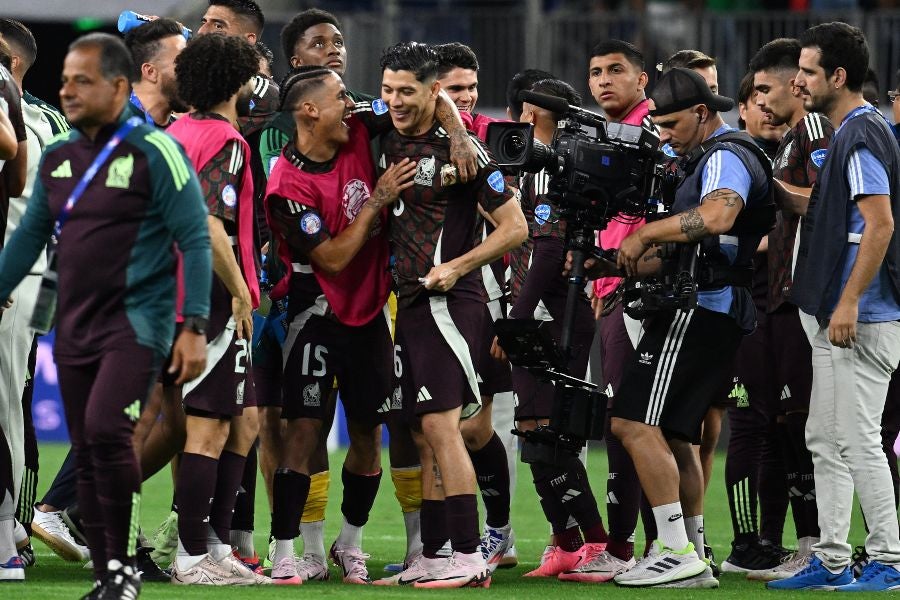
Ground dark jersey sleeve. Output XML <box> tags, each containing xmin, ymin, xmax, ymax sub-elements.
<box><xmin>349</xmin><ymin>99</ymin><xmax>394</xmax><ymax>139</ymax></box>
<box><xmin>798</xmin><ymin>114</ymin><xmax>833</xmax><ymax>187</ymax></box>
<box><xmin>238</xmin><ymin>74</ymin><xmax>279</xmax><ymax>138</ymax></box>
<box><xmin>197</xmin><ymin>139</ymin><xmax>244</xmax><ymax>224</ymax></box>
<box><xmin>268</xmin><ymin>194</ymin><xmax>332</xmax><ymax>257</ymax></box>
<box><xmin>472</xmin><ymin>138</ymin><xmax>514</xmax><ymax>213</ymax></box>
<box><xmin>0</xmin><ymin>68</ymin><xmax>25</xmax><ymax>143</ymax></box>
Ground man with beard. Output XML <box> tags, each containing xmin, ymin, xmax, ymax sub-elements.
<box><xmin>124</xmin><ymin>18</ymin><xmax>187</xmax><ymax>127</ymax></box>
<box><xmin>770</xmin><ymin>22</ymin><xmax>900</xmax><ymax>591</ymax></box>
<box><xmin>166</xmin><ymin>33</ymin><xmax>268</xmax><ymax>586</ymax></box>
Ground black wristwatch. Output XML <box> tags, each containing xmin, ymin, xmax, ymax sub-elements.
<box><xmin>182</xmin><ymin>315</ymin><xmax>209</xmax><ymax>335</ymax></box>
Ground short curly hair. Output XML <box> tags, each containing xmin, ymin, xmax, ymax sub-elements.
<box><xmin>281</xmin><ymin>9</ymin><xmax>341</xmax><ymax>66</ymax></box>
<box><xmin>175</xmin><ymin>34</ymin><xmax>259</xmax><ymax>112</ymax></box>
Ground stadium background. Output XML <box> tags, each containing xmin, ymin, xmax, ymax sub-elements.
<box><xmin>12</xmin><ymin>0</ymin><xmax>900</xmax><ymax>447</ymax></box>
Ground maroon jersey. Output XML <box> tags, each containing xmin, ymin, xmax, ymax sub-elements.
<box><xmin>265</xmin><ymin>115</ymin><xmax>392</xmax><ymax>326</ymax></box>
<box><xmin>382</xmin><ymin>123</ymin><xmax>514</xmax><ymax>308</ymax></box>
<box><xmin>767</xmin><ymin>112</ymin><xmax>833</xmax><ymax>312</ymax></box>
<box><xmin>238</xmin><ymin>74</ymin><xmax>279</xmax><ymax>138</ymax></box>
<box><xmin>0</xmin><ymin>64</ymin><xmax>26</xmax><ymax>248</ymax></box>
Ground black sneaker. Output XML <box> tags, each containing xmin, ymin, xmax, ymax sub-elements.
<box><xmin>851</xmin><ymin>545</ymin><xmax>869</xmax><ymax>579</ymax></box>
<box><xmin>135</xmin><ymin>546</ymin><xmax>169</xmax><ymax>582</ymax></box>
<box><xmin>18</xmin><ymin>543</ymin><xmax>35</xmax><ymax>567</ymax></box>
<box><xmin>98</xmin><ymin>562</ymin><xmax>141</xmax><ymax>600</ymax></box>
<box><xmin>704</xmin><ymin>544</ymin><xmax>720</xmax><ymax>578</ymax></box>
<box><xmin>720</xmin><ymin>539</ymin><xmax>783</xmax><ymax>573</ymax></box>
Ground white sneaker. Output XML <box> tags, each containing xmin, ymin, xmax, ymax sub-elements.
<box><xmin>656</xmin><ymin>565</ymin><xmax>719</xmax><ymax>588</ymax></box>
<box><xmin>31</xmin><ymin>509</ymin><xmax>89</xmax><ymax>561</ymax></box>
<box><xmin>171</xmin><ymin>554</ymin><xmax>247</xmax><ymax>585</ymax></box>
<box><xmin>414</xmin><ymin>551</ymin><xmax>490</xmax><ymax>589</ymax></box>
<box><xmin>479</xmin><ymin>525</ymin><xmax>514</xmax><ymax>574</ymax></box>
<box><xmin>374</xmin><ymin>554</ymin><xmax>444</xmax><ymax>586</ymax></box>
<box><xmin>747</xmin><ymin>550</ymin><xmax>812</xmax><ymax>581</ymax></box>
<box><xmin>217</xmin><ymin>553</ymin><xmax>271</xmax><ymax>584</ymax></box>
<box><xmin>295</xmin><ymin>553</ymin><xmax>329</xmax><ymax>581</ymax></box>
<box><xmin>330</xmin><ymin>543</ymin><xmax>370</xmax><ymax>584</ymax></box>
<box><xmin>613</xmin><ymin>541</ymin><xmax>707</xmax><ymax>587</ymax></box>
<box><xmin>558</xmin><ymin>550</ymin><xmax>636</xmax><ymax>583</ymax></box>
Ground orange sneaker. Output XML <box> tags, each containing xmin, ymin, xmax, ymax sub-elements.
<box><xmin>524</xmin><ymin>545</ymin><xmax>582</xmax><ymax>577</ymax></box>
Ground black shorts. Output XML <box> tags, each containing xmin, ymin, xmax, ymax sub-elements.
<box><xmin>478</xmin><ymin>298</ymin><xmax>513</xmax><ymax>397</ymax></box>
<box><xmin>394</xmin><ymin>296</ymin><xmax>485</xmax><ymax>424</ymax></box>
<box><xmin>612</xmin><ymin>307</ymin><xmax>743</xmax><ymax>442</ymax></box>
<box><xmin>282</xmin><ymin>308</ymin><xmax>392</xmax><ymax>423</ymax></box>
<box><xmin>882</xmin><ymin>370</ymin><xmax>900</xmax><ymax>434</ymax></box>
<box><xmin>769</xmin><ymin>304</ymin><xmax>813</xmax><ymax>414</ymax></box>
<box><xmin>715</xmin><ymin>308</ymin><xmax>777</xmax><ymax>415</ymax></box>
<box><xmin>182</xmin><ymin>317</ymin><xmax>252</xmax><ymax>417</ymax></box>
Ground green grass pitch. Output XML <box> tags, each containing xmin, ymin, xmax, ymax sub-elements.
<box><xmin>15</xmin><ymin>442</ymin><xmax>879</xmax><ymax>598</ymax></box>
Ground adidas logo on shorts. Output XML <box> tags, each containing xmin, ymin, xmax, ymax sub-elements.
<box><xmin>639</xmin><ymin>352</ymin><xmax>654</xmax><ymax>365</ymax></box>
<box><xmin>417</xmin><ymin>387</ymin><xmax>432</xmax><ymax>403</ymax></box>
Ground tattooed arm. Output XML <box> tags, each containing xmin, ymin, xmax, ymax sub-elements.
<box><xmin>434</xmin><ymin>89</ymin><xmax>479</xmax><ymax>183</ymax></box>
<box><xmin>616</xmin><ymin>188</ymin><xmax>745</xmax><ymax>276</ymax></box>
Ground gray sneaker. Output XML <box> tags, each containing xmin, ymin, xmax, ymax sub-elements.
<box><xmin>171</xmin><ymin>554</ymin><xmax>246</xmax><ymax>586</ymax></box>
<box><xmin>614</xmin><ymin>541</ymin><xmax>707</xmax><ymax>587</ymax></box>
<box><xmin>656</xmin><ymin>565</ymin><xmax>719</xmax><ymax>588</ymax></box>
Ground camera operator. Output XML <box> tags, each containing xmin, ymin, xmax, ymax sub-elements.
<box><xmin>497</xmin><ymin>78</ymin><xmax>609</xmax><ymax>580</ymax></box>
<box><xmin>576</xmin><ymin>66</ymin><xmax>773</xmax><ymax>588</ymax></box>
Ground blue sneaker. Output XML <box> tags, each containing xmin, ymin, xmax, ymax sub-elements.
<box><xmin>767</xmin><ymin>555</ymin><xmax>853</xmax><ymax>590</ymax></box>
<box><xmin>835</xmin><ymin>560</ymin><xmax>900</xmax><ymax>591</ymax></box>
<box><xmin>0</xmin><ymin>556</ymin><xmax>25</xmax><ymax>581</ymax></box>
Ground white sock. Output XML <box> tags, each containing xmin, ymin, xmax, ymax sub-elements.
<box><xmin>652</xmin><ymin>502</ymin><xmax>690</xmax><ymax>551</ymax></box>
<box><xmin>335</xmin><ymin>517</ymin><xmax>363</xmax><ymax>549</ymax></box>
<box><xmin>0</xmin><ymin>519</ymin><xmax>15</xmax><ymax>560</ymax></box>
<box><xmin>799</xmin><ymin>536</ymin><xmax>818</xmax><ymax>554</ymax></box>
<box><xmin>403</xmin><ymin>510</ymin><xmax>422</xmax><ymax>558</ymax></box>
<box><xmin>230</xmin><ymin>529</ymin><xmax>255</xmax><ymax>557</ymax></box>
<box><xmin>300</xmin><ymin>520</ymin><xmax>325</xmax><ymax>559</ymax></box>
<box><xmin>208</xmin><ymin>542</ymin><xmax>232</xmax><ymax>562</ymax></box>
<box><xmin>684</xmin><ymin>515</ymin><xmax>704</xmax><ymax>559</ymax></box>
<box><xmin>273</xmin><ymin>539</ymin><xmax>295</xmax><ymax>563</ymax></box>
<box><xmin>175</xmin><ymin>550</ymin><xmax>207</xmax><ymax>571</ymax></box>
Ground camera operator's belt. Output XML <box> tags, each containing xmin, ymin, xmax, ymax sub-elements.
<box><xmin>848</xmin><ymin>233</ymin><xmax>862</xmax><ymax>244</ymax></box>
<box><xmin>292</xmin><ymin>262</ymin><xmax>314</xmax><ymax>274</ymax></box>
<box><xmin>719</xmin><ymin>235</ymin><xmax>739</xmax><ymax>245</ymax></box>
<box><xmin>697</xmin><ymin>263</ymin><xmax>753</xmax><ymax>289</ymax></box>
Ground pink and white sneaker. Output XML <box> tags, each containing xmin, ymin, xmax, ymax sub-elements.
<box><xmin>414</xmin><ymin>551</ymin><xmax>491</xmax><ymax>589</ymax></box>
<box><xmin>374</xmin><ymin>554</ymin><xmax>446</xmax><ymax>586</ymax></box>
<box><xmin>271</xmin><ymin>556</ymin><xmax>301</xmax><ymax>585</ymax></box>
<box><xmin>558</xmin><ymin>549</ymin><xmax>636</xmax><ymax>583</ymax></box>
<box><xmin>523</xmin><ymin>545</ymin><xmax>583</xmax><ymax>577</ymax></box>
<box><xmin>329</xmin><ymin>543</ymin><xmax>371</xmax><ymax>584</ymax></box>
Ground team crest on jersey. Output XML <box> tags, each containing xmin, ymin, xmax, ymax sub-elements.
<box><xmin>106</xmin><ymin>154</ymin><xmax>134</xmax><ymax>189</ymax></box>
<box><xmin>303</xmin><ymin>382</ymin><xmax>321</xmax><ymax>407</ymax></box>
<box><xmin>300</xmin><ymin>212</ymin><xmax>322</xmax><ymax>235</ymax></box>
<box><xmin>810</xmin><ymin>149</ymin><xmax>827</xmax><ymax>168</ymax></box>
<box><xmin>535</xmin><ymin>204</ymin><xmax>552</xmax><ymax>225</ymax></box>
<box><xmin>342</xmin><ymin>179</ymin><xmax>371</xmax><ymax>222</ymax></box>
<box><xmin>415</xmin><ymin>156</ymin><xmax>436</xmax><ymax>186</ymax></box>
<box><xmin>221</xmin><ymin>184</ymin><xmax>237</xmax><ymax>208</ymax></box>
<box><xmin>372</xmin><ymin>99</ymin><xmax>388</xmax><ymax>115</ymax></box>
<box><xmin>487</xmin><ymin>170</ymin><xmax>505</xmax><ymax>193</ymax></box>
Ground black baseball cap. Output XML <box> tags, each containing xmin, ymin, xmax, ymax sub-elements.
<box><xmin>649</xmin><ymin>67</ymin><xmax>734</xmax><ymax>116</ymax></box>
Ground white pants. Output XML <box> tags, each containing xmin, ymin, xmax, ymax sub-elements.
<box><xmin>0</xmin><ymin>273</ymin><xmax>40</xmax><ymax>516</ymax></box>
<box><xmin>802</xmin><ymin>312</ymin><xmax>900</xmax><ymax>568</ymax></box>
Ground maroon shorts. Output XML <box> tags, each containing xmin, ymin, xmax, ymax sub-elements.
<box><xmin>253</xmin><ymin>363</ymin><xmax>282</xmax><ymax>408</ymax></box>
<box><xmin>716</xmin><ymin>308</ymin><xmax>778</xmax><ymax>413</ymax></box>
<box><xmin>394</xmin><ymin>295</ymin><xmax>485</xmax><ymax>423</ymax></box>
<box><xmin>478</xmin><ymin>298</ymin><xmax>513</xmax><ymax>397</ymax></box>
<box><xmin>769</xmin><ymin>304</ymin><xmax>813</xmax><ymax>414</ymax></box>
<box><xmin>157</xmin><ymin>323</ymin><xmax>183</xmax><ymax>388</ymax></box>
<box><xmin>882</xmin><ymin>370</ymin><xmax>900</xmax><ymax>434</ymax></box>
<box><xmin>599</xmin><ymin>303</ymin><xmax>635</xmax><ymax>409</ymax></box>
<box><xmin>182</xmin><ymin>317</ymin><xmax>251</xmax><ymax>417</ymax></box>
<box><xmin>282</xmin><ymin>308</ymin><xmax>392</xmax><ymax>424</ymax></box>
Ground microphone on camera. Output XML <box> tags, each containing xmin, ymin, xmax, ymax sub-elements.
<box><xmin>517</xmin><ymin>90</ymin><xmax>608</xmax><ymax>132</ymax></box>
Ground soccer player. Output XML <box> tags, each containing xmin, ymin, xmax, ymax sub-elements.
<box><xmin>166</xmin><ymin>33</ymin><xmax>267</xmax><ymax>586</ymax></box>
<box><xmin>435</xmin><ymin>41</ymin><xmax>517</xmax><ymax>572</ymax></box>
<box><xmin>264</xmin><ymin>65</ymin><xmax>417</xmax><ymax>585</ymax></box>
<box><xmin>505</xmin><ymin>68</ymin><xmax>555</xmax><ymax>122</ymax></box>
<box><xmin>376</xmin><ymin>42</ymin><xmax>527</xmax><ymax>589</ymax></box>
<box><xmin>0</xmin><ymin>32</ymin><xmax>211</xmax><ymax>598</ymax></box>
<box><xmin>123</xmin><ymin>18</ymin><xmax>188</xmax><ymax>127</ymax></box>
<box><xmin>771</xmin><ymin>22</ymin><xmax>900</xmax><ymax>592</ymax></box>
<box><xmin>585</xmin><ymin>39</ymin><xmax>655</xmax><ymax>572</ymax></box>
<box><xmin>734</xmin><ymin>38</ymin><xmax>834</xmax><ymax>582</ymax></box>
<box><xmin>497</xmin><ymin>78</ymin><xmax>611</xmax><ymax>582</ymax></box>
